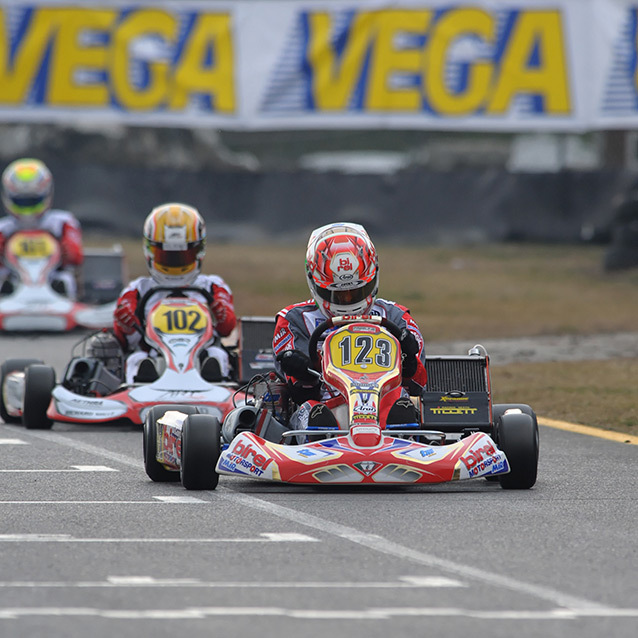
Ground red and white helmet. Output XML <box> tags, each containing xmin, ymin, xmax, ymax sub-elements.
<box><xmin>305</xmin><ymin>222</ymin><xmax>378</xmax><ymax>317</ymax></box>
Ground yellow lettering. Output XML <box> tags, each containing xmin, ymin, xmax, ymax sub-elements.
<box><xmin>48</xmin><ymin>9</ymin><xmax>115</xmax><ymax>106</ymax></box>
<box><xmin>307</xmin><ymin>12</ymin><xmax>377</xmax><ymax>110</ymax></box>
<box><xmin>0</xmin><ymin>9</ymin><xmax>57</xmax><ymax>104</ymax></box>
<box><xmin>111</xmin><ymin>10</ymin><xmax>176</xmax><ymax>110</ymax></box>
<box><xmin>488</xmin><ymin>11</ymin><xmax>570</xmax><ymax>114</ymax></box>
<box><xmin>367</xmin><ymin>10</ymin><xmax>431</xmax><ymax>111</ymax></box>
<box><xmin>425</xmin><ymin>9</ymin><xmax>495</xmax><ymax>115</ymax></box>
<box><xmin>170</xmin><ymin>13</ymin><xmax>235</xmax><ymax>112</ymax></box>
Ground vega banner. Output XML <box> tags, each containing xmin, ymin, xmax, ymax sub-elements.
<box><xmin>0</xmin><ymin>0</ymin><xmax>636</xmax><ymax>131</ymax></box>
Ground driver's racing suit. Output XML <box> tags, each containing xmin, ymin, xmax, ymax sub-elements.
<box><xmin>113</xmin><ymin>274</ymin><xmax>236</xmax><ymax>384</ymax></box>
<box><xmin>0</xmin><ymin>209</ymin><xmax>83</xmax><ymax>298</ymax></box>
<box><xmin>272</xmin><ymin>298</ymin><xmax>427</xmax><ymax>432</ymax></box>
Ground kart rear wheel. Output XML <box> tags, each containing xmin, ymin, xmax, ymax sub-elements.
<box><xmin>0</xmin><ymin>358</ymin><xmax>42</xmax><ymax>423</ymax></box>
<box><xmin>143</xmin><ymin>404</ymin><xmax>199</xmax><ymax>482</ymax></box>
<box><xmin>180</xmin><ymin>415</ymin><xmax>221</xmax><ymax>490</ymax></box>
<box><xmin>23</xmin><ymin>365</ymin><xmax>55</xmax><ymax>430</ymax></box>
<box><xmin>496</xmin><ymin>410</ymin><xmax>539</xmax><ymax>490</ymax></box>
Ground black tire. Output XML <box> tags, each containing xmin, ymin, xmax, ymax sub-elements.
<box><xmin>492</xmin><ymin>403</ymin><xmax>537</xmax><ymax>435</ymax></box>
<box><xmin>23</xmin><ymin>365</ymin><xmax>55</xmax><ymax>430</ymax></box>
<box><xmin>180</xmin><ymin>414</ymin><xmax>221</xmax><ymax>490</ymax></box>
<box><xmin>0</xmin><ymin>358</ymin><xmax>43</xmax><ymax>423</ymax></box>
<box><xmin>484</xmin><ymin>404</ymin><xmax>535</xmax><ymax>482</ymax></box>
<box><xmin>143</xmin><ymin>404</ymin><xmax>199</xmax><ymax>482</ymax></box>
<box><xmin>496</xmin><ymin>411</ymin><xmax>539</xmax><ymax>490</ymax></box>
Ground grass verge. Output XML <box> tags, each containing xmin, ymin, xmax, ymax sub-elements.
<box><xmin>93</xmin><ymin>237</ymin><xmax>638</xmax><ymax>436</ymax></box>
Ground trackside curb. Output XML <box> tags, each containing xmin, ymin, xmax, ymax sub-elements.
<box><xmin>539</xmin><ymin>417</ymin><xmax>638</xmax><ymax>446</ymax></box>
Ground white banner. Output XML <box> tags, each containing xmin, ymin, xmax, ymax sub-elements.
<box><xmin>0</xmin><ymin>0</ymin><xmax>637</xmax><ymax>131</ymax></box>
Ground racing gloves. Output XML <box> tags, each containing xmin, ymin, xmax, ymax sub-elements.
<box><xmin>276</xmin><ymin>349</ymin><xmax>318</xmax><ymax>385</ymax></box>
<box><xmin>114</xmin><ymin>291</ymin><xmax>142</xmax><ymax>336</ymax></box>
<box><xmin>398</xmin><ymin>327</ymin><xmax>419</xmax><ymax>378</ymax></box>
<box><xmin>208</xmin><ymin>286</ymin><xmax>237</xmax><ymax>337</ymax></box>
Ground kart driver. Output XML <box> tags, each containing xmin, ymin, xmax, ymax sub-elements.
<box><xmin>0</xmin><ymin>158</ymin><xmax>84</xmax><ymax>299</ymax></box>
<box><xmin>113</xmin><ymin>202</ymin><xmax>237</xmax><ymax>385</ymax></box>
<box><xmin>273</xmin><ymin>221</ymin><xmax>427</xmax><ymax>431</ymax></box>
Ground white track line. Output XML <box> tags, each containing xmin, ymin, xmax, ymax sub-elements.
<box><xmin>13</xmin><ymin>425</ymin><xmax>616</xmax><ymax>612</ymax></box>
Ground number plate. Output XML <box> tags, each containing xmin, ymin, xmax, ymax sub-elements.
<box><xmin>328</xmin><ymin>326</ymin><xmax>398</xmax><ymax>374</ymax></box>
<box><xmin>7</xmin><ymin>232</ymin><xmax>56</xmax><ymax>258</ymax></box>
<box><xmin>150</xmin><ymin>302</ymin><xmax>210</xmax><ymax>334</ymax></box>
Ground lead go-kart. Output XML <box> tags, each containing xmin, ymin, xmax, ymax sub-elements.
<box><xmin>144</xmin><ymin>315</ymin><xmax>539</xmax><ymax>491</ymax></box>
<box><xmin>0</xmin><ymin>287</ymin><xmax>264</xmax><ymax>440</ymax></box>
<box><xmin>0</xmin><ymin>229</ymin><xmax>121</xmax><ymax>331</ymax></box>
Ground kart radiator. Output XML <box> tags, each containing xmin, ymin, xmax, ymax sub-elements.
<box><xmin>424</xmin><ymin>356</ymin><xmax>488</xmax><ymax>393</ymax></box>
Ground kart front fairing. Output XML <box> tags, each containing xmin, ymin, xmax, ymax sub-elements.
<box><xmin>45</xmin><ymin>296</ymin><xmax>239</xmax><ymax>424</ymax></box>
<box><xmin>217</xmin><ymin>317</ymin><xmax>511</xmax><ymax>485</ymax></box>
<box><xmin>0</xmin><ymin>230</ymin><xmax>115</xmax><ymax>331</ymax></box>
<box><xmin>217</xmin><ymin>430</ymin><xmax>508</xmax><ymax>484</ymax></box>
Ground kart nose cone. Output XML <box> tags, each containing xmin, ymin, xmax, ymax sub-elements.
<box><xmin>349</xmin><ymin>424</ymin><xmax>382</xmax><ymax>447</ymax></box>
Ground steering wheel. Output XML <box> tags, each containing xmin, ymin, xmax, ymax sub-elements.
<box><xmin>135</xmin><ymin>285</ymin><xmax>215</xmax><ymax>325</ymax></box>
<box><xmin>307</xmin><ymin>315</ymin><xmax>406</xmax><ymax>368</ymax></box>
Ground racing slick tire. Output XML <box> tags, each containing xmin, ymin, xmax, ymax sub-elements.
<box><xmin>487</xmin><ymin>404</ymin><xmax>538</xmax><ymax>483</ymax></box>
<box><xmin>143</xmin><ymin>404</ymin><xmax>199</xmax><ymax>483</ymax></box>
<box><xmin>22</xmin><ymin>364</ymin><xmax>56</xmax><ymax>430</ymax></box>
<box><xmin>180</xmin><ymin>414</ymin><xmax>221</xmax><ymax>491</ymax></box>
<box><xmin>494</xmin><ymin>407</ymin><xmax>539</xmax><ymax>490</ymax></box>
<box><xmin>0</xmin><ymin>358</ymin><xmax>42</xmax><ymax>423</ymax></box>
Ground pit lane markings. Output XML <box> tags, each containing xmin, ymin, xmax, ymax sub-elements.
<box><xmin>0</xmin><ymin>532</ymin><xmax>318</xmax><ymax>543</ymax></box>
<box><xmin>0</xmin><ymin>606</ymin><xmax>637</xmax><ymax>621</ymax></box>
<box><xmin>0</xmin><ymin>465</ymin><xmax>118</xmax><ymax>473</ymax></box>
<box><xmin>0</xmin><ymin>575</ymin><xmax>464</xmax><ymax>589</ymax></box>
<box><xmin>539</xmin><ymin>416</ymin><xmax>638</xmax><ymax>445</ymax></box>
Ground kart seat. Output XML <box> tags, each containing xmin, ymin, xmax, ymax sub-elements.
<box><xmin>134</xmin><ymin>358</ymin><xmax>159</xmax><ymax>383</ymax></box>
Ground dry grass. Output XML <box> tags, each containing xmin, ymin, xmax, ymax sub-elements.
<box><xmin>104</xmin><ymin>239</ymin><xmax>638</xmax><ymax>339</ymax></box>
<box><xmin>94</xmin><ymin>237</ymin><xmax>638</xmax><ymax>434</ymax></box>
<box><xmin>492</xmin><ymin>360</ymin><xmax>638</xmax><ymax>435</ymax></box>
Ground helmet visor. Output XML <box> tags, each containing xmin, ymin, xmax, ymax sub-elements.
<box><xmin>7</xmin><ymin>194</ymin><xmax>48</xmax><ymax>214</ymax></box>
<box><xmin>314</xmin><ymin>278</ymin><xmax>377</xmax><ymax>306</ymax></box>
<box><xmin>146</xmin><ymin>240</ymin><xmax>203</xmax><ymax>272</ymax></box>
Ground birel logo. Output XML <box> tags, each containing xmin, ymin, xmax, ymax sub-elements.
<box><xmin>336</xmin><ymin>256</ymin><xmax>353</xmax><ymax>272</ymax></box>
<box><xmin>227</xmin><ymin>440</ymin><xmax>273</xmax><ymax>476</ymax></box>
<box><xmin>461</xmin><ymin>442</ymin><xmax>497</xmax><ymax>472</ymax></box>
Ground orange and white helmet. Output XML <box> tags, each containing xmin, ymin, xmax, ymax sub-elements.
<box><xmin>305</xmin><ymin>222</ymin><xmax>379</xmax><ymax>317</ymax></box>
<box><xmin>142</xmin><ymin>203</ymin><xmax>206</xmax><ymax>286</ymax></box>
<box><xmin>1</xmin><ymin>158</ymin><xmax>53</xmax><ymax>225</ymax></box>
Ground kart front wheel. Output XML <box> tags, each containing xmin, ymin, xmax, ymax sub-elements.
<box><xmin>0</xmin><ymin>358</ymin><xmax>43</xmax><ymax>423</ymax></box>
<box><xmin>23</xmin><ymin>365</ymin><xmax>55</xmax><ymax>430</ymax></box>
<box><xmin>496</xmin><ymin>410</ymin><xmax>539</xmax><ymax>490</ymax></box>
<box><xmin>142</xmin><ymin>404</ymin><xmax>198</xmax><ymax>482</ymax></box>
<box><xmin>180</xmin><ymin>415</ymin><xmax>221</xmax><ymax>490</ymax></box>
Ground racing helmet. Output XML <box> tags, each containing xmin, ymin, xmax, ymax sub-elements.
<box><xmin>1</xmin><ymin>158</ymin><xmax>53</xmax><ymax>225</ymax></box>
<box><xmin>85</xmin><ymin>330</ymin><xmax>123</xmax><ymax>379</ymax></box>
<box><xmin>305</xmin><ymin>222</ymin><xmax>379</xmax><ymax>317</ymax></box>
<box><xmin>142</xmin><ymin>203</ymin><xmax>206</xmax><ymax>286</ymax></box>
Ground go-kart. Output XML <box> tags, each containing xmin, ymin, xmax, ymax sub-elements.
<box><xmin>0</xmin><ymin>287</ymin><xmax>272</xmax><ymax>431</ymax></box>
<box><xmin>158</xmin><ymin>315</ymin><xmax>538</xmax><ymax>491</ymax></box>
<box><xmin>0</xmin><ymin>229</ymin><xmax>121</xmax><ymax>331</ymax></box>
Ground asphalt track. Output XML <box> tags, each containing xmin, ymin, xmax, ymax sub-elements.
<box><xmin>0</xmin><ymin>333</ymin><xmax>637</xmax><ymax>638</ymax></box>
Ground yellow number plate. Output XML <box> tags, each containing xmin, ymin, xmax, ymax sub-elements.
<box><xmin>150</xmin><ymin>303</ymin><xmax>209</xmax><ymax>334</ymax></box>
<box><xmin>328</xmin><ymin>328</ymin><xmax>398</xmax><ymax>374</ymax></box>
<box><xmin>7</xmin><ymin>232</ymin><xmax>56</xmax><ymax>258</ymax></box>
